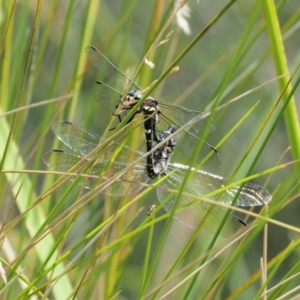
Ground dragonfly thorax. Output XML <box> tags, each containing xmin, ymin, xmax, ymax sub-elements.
<box><xmin>156</xmin><ymin>125</ymin><xmax>177</xmax><ymax>147</ymax></box>
<box><xmin>141</xmin><ymin>98</ymin><xmax>159</xmax><ymax>113</ymax></box>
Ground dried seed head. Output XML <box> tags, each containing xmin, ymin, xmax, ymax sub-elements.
<box><xmin>175</xmin><ymin>0</ymin><xmax>191</xmax><ymax>35</ymax></box>
<box><xmin>144</xmin><ymin>58</ymin><xmax>155</xmax><ymax>69</ymax></box>
<box><xmin>166</xmin><ymin>31</ymin><xmax>174</xmax><ymax>39</ymax></box>
<box><xmin>156</xmin><ymin>39</ymin><xmax>169</xmax><ymax>47</ymax></box>
<box><xmin>170</xmin><ymin>66</ymin><xmax>180</xmax><ymax>74</ymax></box>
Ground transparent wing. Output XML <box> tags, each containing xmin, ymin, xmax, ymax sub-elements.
<box><xmin>52</xmin><ymin>120</ymin><xmax>146</xmax><ymax>160</ymax></box>
<box><xmin>156</xmin><ymin>171</ymin><xmax>246</xmax><ymax>237</ymax></box>
<box><xmin>156</xmin><ymin>163</ymin><xmax>272</xmax><ymax>236</ymax></box>
<box><xmin>169</xmin><ymin>163</ymin><xmax>272</xmax><ymax>206</ymax></box>
<box><xmin>157</xmin><ymin>102</ymin><xmax>214</xmax><ymax>136</ymax></box>
<box><xmin>90</xmin><ymin>81</ymin><xmax>124</xmax><ymax>114</ymax></box>
<box><xmin>173</xmin><ymin>130</ymin><xmax>219</xmax><ymax>168</ymax></box>
<box><xmin>52</xmin><ymin>121</ymin><xmax>100</xmax><ymax>155</ymax></box>
<box><xmin>155</xmin><ymin>102</ymin><xmax>219</xmax><ymax>167</ymax></box>
<box><xmin>43</xmin><ymin>150</ymin><xmax>147</xmax><ymax>195</ymax></box>
<box><xmin>45</xmin><ymin>121</ymin><xmax>149</xmax><ymax>195</ymax></box>
<box><xmin>86</xmin><ymin>46</ymin><xmax>141</xmax><ymax>94</ymax></box>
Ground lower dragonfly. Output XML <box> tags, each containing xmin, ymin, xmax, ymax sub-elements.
<box><xmin>144</xmin><ymin>124</ymin><xmax>272</xmax><ymax>235</ymax></box>
<box><xmin>43</xmin><ymin>121</ymin><xmax>272</xmax><ymax>237</ymax></box>
<box><xmin>146</xmin><ymin>124</ymin><xmax>177</xmax><ymax>179</ymax></box>
<box><xmin>86</xmin><ymin>46</ymin><xmax>219</xmax><ymax>168</ymax></box>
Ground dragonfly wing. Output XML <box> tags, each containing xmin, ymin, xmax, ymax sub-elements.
<box><xmin>156</xmin><ymin>103</ymin><xmax>219</xmax><ymax>167</ymax></box>
<box><xmin>86</xmin><ymin>46</ymin><xmax>141</xmax><ymax>93</ymax></box>
<box><xmin>90</xmin><ymin>81</ymin><xmax>123</xmax><ymax>114</ymax></box>
<box><xmin>224</xmin><ymin>182</ymin><xmax>272</xmax><ymax>206</ymax></box>
<box><xmin>52</xmin><ymin>121</ymin><xmax>100</xmax><ymax>156</ymax></box>
<box><xmin>43</xmin><ymin>149</ymin><xmax>148</xmax><ymax>195</ymax></box>
<box><xmin>157</xmin><ymin>168</ymin><xmax>246</xmax><ymax>237</ymax></box>
<box><xmin>176</xmin><ymin>131</ymin><xmax>220</xmax><ymax>167</ymax></box>
<box><xmin>158</xmin><ymin>102</ymin><xmax>215</xmax><ymax>136</ymax></box>
<box><xmin>43</xmin><ymin>150</ymin><xmax>100</xmax><ymax>190</ymax></box>
<box><xmin>183</xmin><ymin>167</ymin><xmax>272</xmax><ymax>206</ymax></box>
<box><xmin>47</xmin><ymin>121</ymin><xmax>149</xmax><ymax>195</ymax></box>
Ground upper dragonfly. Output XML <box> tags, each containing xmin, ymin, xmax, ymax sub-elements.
<box><xmin>43</xmin><ymin>121</ymin><xmax>272</xmax><ymax>237</ymax></box>
<box><xmin>86</xmin><ymin>46</ymin><xmax>219</xmax><ymax>168</ymax></box>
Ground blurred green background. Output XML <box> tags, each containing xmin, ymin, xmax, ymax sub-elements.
<box><xmin>1</xmin><ymin>0</ymin><xmax>300</xmax><ymax>299</ymax></box>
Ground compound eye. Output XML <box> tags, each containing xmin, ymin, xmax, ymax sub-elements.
<box><xmin>128</xmin><ymin>89</ymin><xmax>136</xmax><ymax>96</ymax></box>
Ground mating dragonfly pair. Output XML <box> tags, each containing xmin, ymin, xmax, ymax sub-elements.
<box><xmin>43</xmin><ymin>46</ymin><xmax>272</xmax><ymax>237</ymax></box>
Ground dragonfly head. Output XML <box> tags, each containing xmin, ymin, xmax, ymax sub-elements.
<box><xmin>128</xmin><ymin>89</ymin><xmax>142</xmax><ymax>100</ymax></box>
<box><xmin>114</xmin><ymin>89</ymin><xmax>143</xmax><ymax>116</ymax></box>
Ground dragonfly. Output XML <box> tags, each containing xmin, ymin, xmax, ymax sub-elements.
<box><xmin>146</xmin><ymin>124</ymin><xmax>272</xmax><ymax>236</ymax></box>
<box><xmin>85</xmin><ymin>46</ymin><xmax>219</xmax><ymax>168</ymax></box>
<box><xmin>43</xmin><ymin>121</ymin><xmax>272</xmax><ymax>237</ymax></box>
